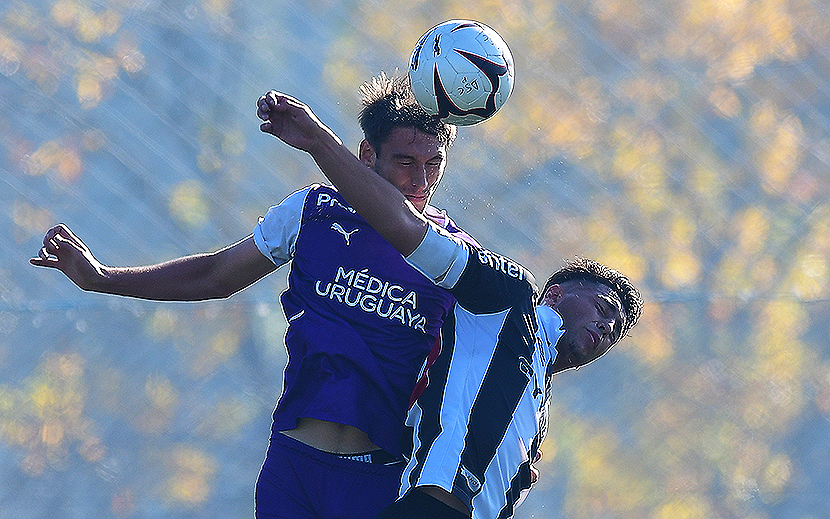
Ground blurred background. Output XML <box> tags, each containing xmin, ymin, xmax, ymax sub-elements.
<box><xmin>2</xmin><ymin>0</ymin><xmax>830</xmax><ymax>518</ymax></box>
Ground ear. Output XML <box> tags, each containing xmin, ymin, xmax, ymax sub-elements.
<box><xmin>358</xmin><ymin>139</ymin><xmax>376</xmax><ymax>168</ymax></box>
<box><xmin>542</xmin><ymin>284</ymin><xmax>563</xmax><ymax>307</ymax></box>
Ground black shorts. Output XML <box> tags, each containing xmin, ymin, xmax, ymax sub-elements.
<box><xmin>374</xmin><ymin>489</ymin><xmax>469</xmax><ymax>519</ymax></box>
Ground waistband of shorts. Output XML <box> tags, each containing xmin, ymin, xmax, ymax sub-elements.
<box><xmin>272</xmin><ymin>432</ymin><xmax>405</xmax><ymax>466</ymax></box>
<box><xmin>336</xmin><ymin>449</ymin><xmax>404</xmax><ymax>466</ymax></box>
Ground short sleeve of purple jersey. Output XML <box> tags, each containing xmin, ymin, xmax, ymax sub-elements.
<box><xmin>253</xmin><ymin>186</ymin><xmax>309</xmax><ymax>265</ymax></box>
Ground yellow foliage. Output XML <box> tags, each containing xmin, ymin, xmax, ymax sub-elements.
<box><xmin>708</xmin><ymin>84</ymin><xmax>742</xmax><ymax>118</ymax></box>
<box><xmin>735</xmin><ymin>206</ymin><xmax>769</xmax><ymax>255</ymax></box>
<box><xmin>758</xmin><ymin>116</ymin><xmax>803</xmax><ymax>193</ymax></box>
<box><xmin>4</xmin><ymin>0</ymin><xmax>830</xmax><ymax>516</ymax></box>
<box><xmin>166</xmin><ymin>445</ymin><xmax>217</xmax><ymax>505</ymax></box>
<box><xmin>661</xmin><ymin>249</ymin><xmax>701</xmax><ymax>289</ymax></box>
<box><xmin>761</xmin><ymin>454</ymin><xmax>792</xmax><ymax>499</ymax></box>
<box><xmin>630</xmin><ymin>304</ymin><xmax>673</xmax><ymax>366</ymax></box>
<box><xmin>790</xmin><ymin>253</ymin><xmax>829</xmax><ymax>300</ymax></box>
<box><xmin>27</xmin><ymin>140</ymin><xmax>83</xmax><ymax>181</ymax></box>
<box><xmin>76</xmin><ymin>72</ymin><xmax>103</xmax><ymax>108</ymax></box>
<box><xmin>169</xmin><ymin>180</ymin><xmax>210</xmax><ymax>229</ymax></box>
<box><xmin>147</xmin><ymin>308</ymin><xmax>179</xmax><ymax>339</ymax></box>
<box><xmin>653</xmin><ymin>495</ymin><xmax>712</xmax><ymax>519</ymax></box>
<box><xmin>202</xmin><ymin>0</ymin><xmax>233</xmax><ymax>17</ymax></box>
<box><xmin>144</xmin><ymin>374</ymin><xmax>178</xmax><ymax>410</ymax></box>
<box><xmin>51</xmin><ymin>0</ymin><xmax>79</xmax><ymax>28</ymax></box>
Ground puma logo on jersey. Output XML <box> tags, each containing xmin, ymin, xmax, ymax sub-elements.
<box><xmin>331</xmin><ymin>222</ymin><xmax>359</xmax><ymax>245</ymax></box>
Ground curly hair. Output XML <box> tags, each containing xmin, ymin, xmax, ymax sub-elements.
<box><xmin>538</xmin><ymin>257</ymin><xmax>644</xmax><ymax>340</ymax></box>
<box><xmin>358</xmin><ymin>72</ymin><xmax>456</xmax><ymax>155</ymax></box>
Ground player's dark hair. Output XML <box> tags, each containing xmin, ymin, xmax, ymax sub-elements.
<box><xmin>358</xmin><ymin>72</ymin><xmax>456</xmax><ymax>155</ymax></box>
<box><xmin>539</xmin><ymin>257</ymin><xmax>643</xmax><ymax>341</ymax></box>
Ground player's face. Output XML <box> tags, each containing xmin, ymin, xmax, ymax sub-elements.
<box><xmin>544</xmin><ymin>280</ymin><xmax>625</xmax><ymax>373</ymax></box>
<box><xmin>360</xmin><ymin>127</ymin><xmax>447</xmax><ymax>213</ymax></box>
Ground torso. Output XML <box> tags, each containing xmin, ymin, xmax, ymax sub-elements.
<box><xmin>401</xmin><ymin>230</ymin><xmax>559</xmax><ymax>519</ymax></box>
<box><xmin>280</xmin><ymin>417</ymin><xmax>379</xmax><ymax>454</ymax></box>
<box><xmin>254</xmin><ymin>185</ymin><xmax>466</xmax><ymax>457</ymax></box>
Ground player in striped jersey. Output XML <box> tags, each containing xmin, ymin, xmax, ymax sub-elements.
<box><xmin>258</xmin><ymin>91</ymin><xmax>644</xmax><ymax>519</ymax></box>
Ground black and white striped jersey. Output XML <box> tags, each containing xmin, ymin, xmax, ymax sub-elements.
<box><xmin>402</xmin><ymin>224</ymin><xmax>563</xmax><ymax>519</ymax></box>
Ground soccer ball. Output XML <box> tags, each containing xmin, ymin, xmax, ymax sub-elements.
<box><xmin>408</xmin><ymin>20</ymin><xmax>514</xmax><ymax>126</ymax></box>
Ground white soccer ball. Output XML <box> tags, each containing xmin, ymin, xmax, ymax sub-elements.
<box><xmin>408</xmin><ymin>20</ymin><xmax>514</xmax><ymax>126</ymax></box>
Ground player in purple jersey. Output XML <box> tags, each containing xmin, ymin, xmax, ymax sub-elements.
<box><xmin>257</xmin><ymin>91</ymin><xmax>644</xmax><ymax>519</ymax></box>
<box><xmin>31</xmin><ymin>73</ymin><xmax>478</xmax><ymax>519</ymax></box>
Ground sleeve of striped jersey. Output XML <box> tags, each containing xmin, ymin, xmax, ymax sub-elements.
<box><xmin>405</xmin><ymin>223</ymin><xmax>469</xmax><ymax>289</ymax></box>
<box><xmin>252</xmin><ymin>186</ymin><xmax>309</xmax><ymax>266</ymax></box>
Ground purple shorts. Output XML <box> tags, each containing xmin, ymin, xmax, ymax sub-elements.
<box><xmin>255</xmin><ymin>433</ymin><xmax>404</xmax><ymax>519</ymax></box>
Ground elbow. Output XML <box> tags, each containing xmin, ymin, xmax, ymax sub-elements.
<box><xmin>206</xmin><ymin>279</ymin><xmax>241</xmax><ymax>300</ymax></box>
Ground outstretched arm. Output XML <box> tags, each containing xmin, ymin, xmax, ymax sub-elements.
<box><xmin>30</xmin><ymin>224</ymin><xmax>277</xmax><ymax>300</ymax></box>
<box><xmin>257</xmin><ymin>91</ymin><xmax>429</xmax><ymax>256</ymax></box>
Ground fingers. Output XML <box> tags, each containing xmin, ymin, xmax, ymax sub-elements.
<box><xmin>257</xmin><ymin>91</ymin><xmax>299</xmax><ymax>137</ymax></box>
<box><xmin>529</xmin><ymin>448</ymin><xmax>543</xmax><ymax>485</ymax></box>
<box><xmin>257</xmin><ymin>90</ymin><xmax>280</xmax><ymax>121</ymax></box>
<box><xmin>257</xmin><ymin>90</ymin><xmax>303</xmax><ymax>120</ymax></box>
<box><xmin>60</xmin><ymin>227</ymin><xmax>85</xmax><ymax>250</ymax></box>
<box><xmin>256</xmin><ymin>95</ymin><xmax>270</xmax><ymax>121</ymax></box>
<box><xmin>533</xmin><ymin>448</ymin><xmax>543</xmax><ymax>463</ymax></box>
<box><xmin>530</xmin><ymin>464</ymin><xmax>540</xmax><ymax>485</ymax></box>
<box><xmin>256</xmin><ymin>91</ymin><xmax>340</xmax><ymax>147</ymax></box>
<box><xmin>42</xmin><ymin>224</ymin><xmax>77</xmax><ymax>249</ymax></box>
<box><xmin>39</xmin><ymin>225</ymin><xmax>64</xmax><ymax>257</ymax></box>
<box><xmin>31</xmin><ymin>224</ymin><xmax>84</xmax><ymax>269</ymax></box>
<box><xmin>30</xmin><ymin>247</ymin><xmax>60</xmax><ymax>269</ymax></box>
<box><xmin>43</xmin><ymin>228</ymin><xmax>71</xmax><ymax>254</ymax></box>
<box><xmin>257</xmin><ymin>91</ymin><xmax>282</xmax><ymax>135</ymax></box>
<box><xmin>42</xmin><ymin>224</ymin><xmax>62</xmax><ymax>247</ymax></box>
<box><xmin>36</xmin><ymin>235</ymin><xmax>68</xmax><ymax>263</ymax></box>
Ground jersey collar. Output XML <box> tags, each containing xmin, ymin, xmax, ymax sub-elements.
<box><xmin>535</xmin><ymin>304</ymin><xmax>564</xmax><ymax>366</ymax></box>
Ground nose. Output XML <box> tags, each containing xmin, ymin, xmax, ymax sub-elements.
<box><xmin>410</xmin><ymin>168</ymin><xmax>428</xmax><ymax>189</ymax></box>
<box><xmin>596</xmin><ymin>318</ymin><xmax>615</xmax><ymax>338</ymax></box>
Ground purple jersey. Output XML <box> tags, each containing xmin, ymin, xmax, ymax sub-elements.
<box><xmin>253</xmin><ymin>185</ymin><xmax>459</xmax><ymax>457</ymax></box>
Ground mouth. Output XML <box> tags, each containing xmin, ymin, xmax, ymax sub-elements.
<box><xmin>405</xmin><ymin>194</ymin><xmax>426</xmax><ymax>207</ymax></box>
<box><xmin>587</xmin><ymin>329</ymin><xmax>600</xmax><ymax>352</ymax></box>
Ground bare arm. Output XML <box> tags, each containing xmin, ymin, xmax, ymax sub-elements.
<box><xmin>257</xmin><ymin>92</ymin><xmax>428</xmax><ymax>256</ymax></box>
<box><xmin>30</xmin><ymin>224</ymin><xmax>277</xmax><ymax>300</ymax></box>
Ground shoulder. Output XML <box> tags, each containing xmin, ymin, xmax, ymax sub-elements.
<box><xmin>270</xmin><ymin>185</ymin><xmax>316</xmax><ymax>210</ymax></box>
<box><xmin>452</xmin><ymin>247</ymin><xmax>537</xmax><ymax>312</ymax></box>
<box><xmin>424</xmin><ymin>205</ymin><xmax>480</xmax><ymax>248</ymax></box>
<box><xmin>262</xmin><ymin>184</ymin><xmax>356</xmax><ymax>220</ymax></box>
<box><xmin>300</xmin><ymin>184</ymin><xmax>357</xmax><ymax>215</ymax></box>
<box><xmin>467</xmin><ymin>249</ymin><xmax>536</xmax><ymax>287</ymax></box>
